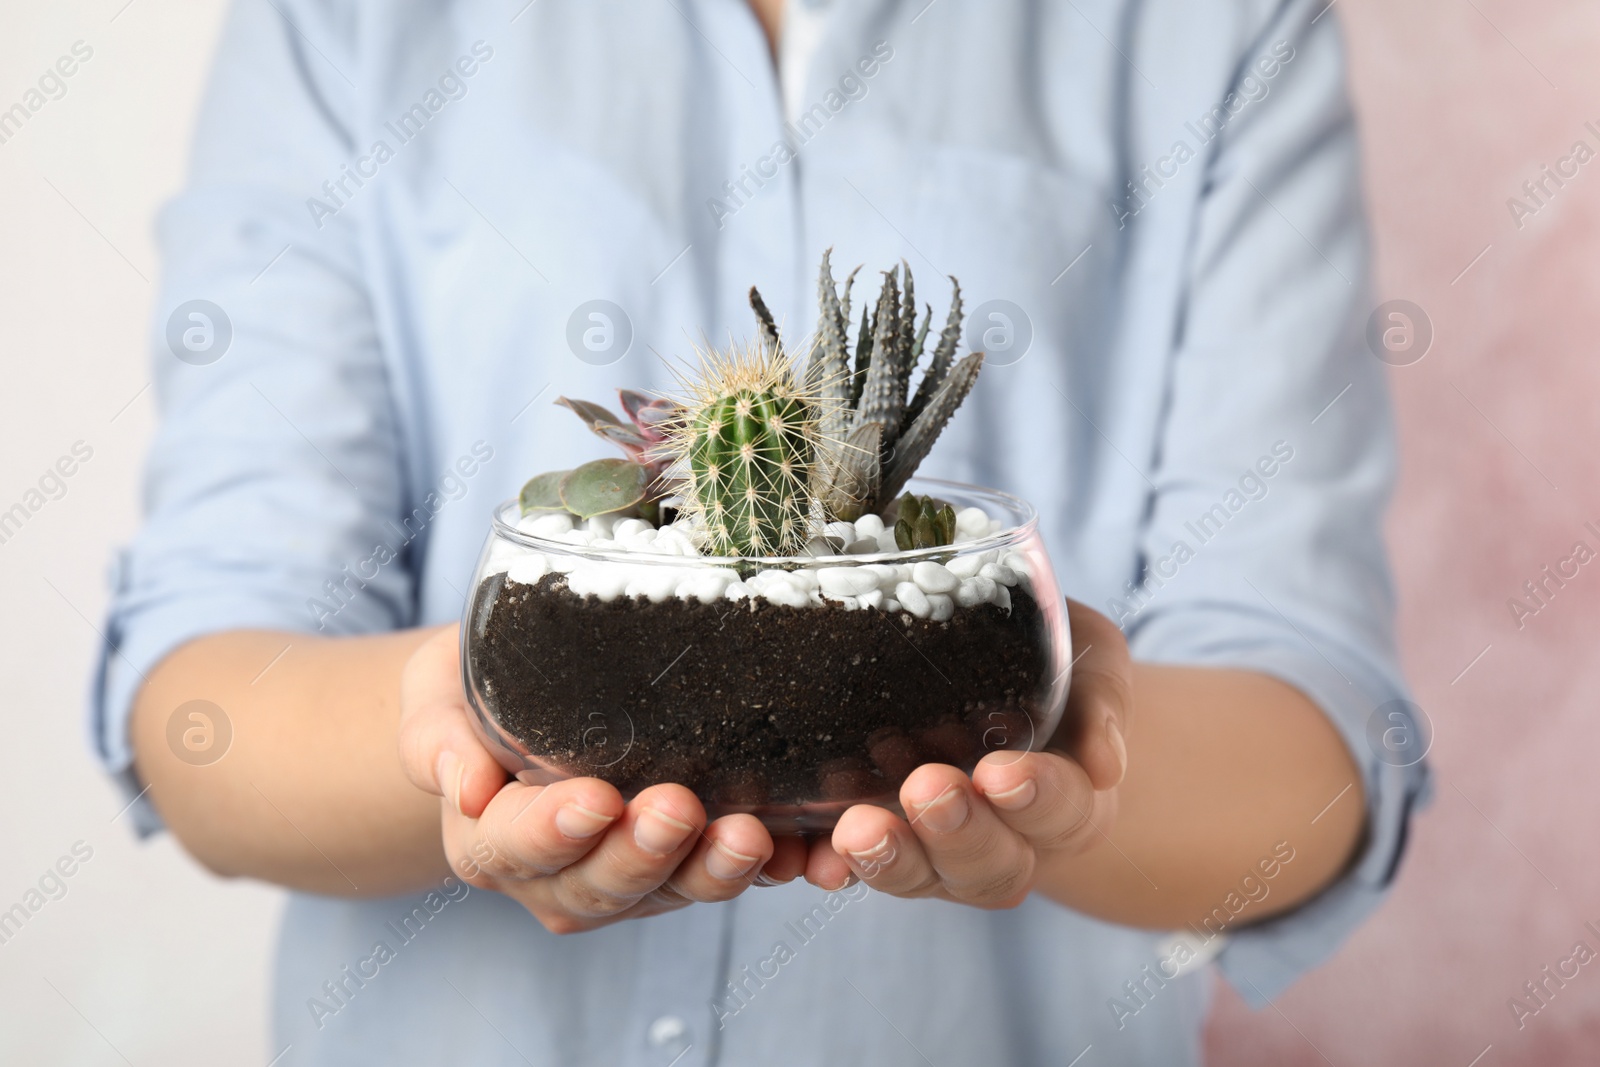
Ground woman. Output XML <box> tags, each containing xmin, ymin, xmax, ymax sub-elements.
<box><xmin>97</xmin><ymin>0</ymin><xmax>1426</xmax><ymax>1062</ymax></box>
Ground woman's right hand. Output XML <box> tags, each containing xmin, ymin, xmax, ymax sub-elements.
<box><xmin>397</xmin><ymin>625</ymin><xmax>807</xmax><ymax>933</ymax></box>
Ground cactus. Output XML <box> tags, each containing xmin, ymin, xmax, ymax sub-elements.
<box><xmin>893</xmin><ymin>493</ymin><xmax>957</xmax><ymax>550</ymax></box>
<box><xmin>666</xmin><ymin>343</ymin><xmax>823</xmax><ymax>557</ymax></box>
<box><xmin>758</xmin><ymin>250</ymin><xmax>984</xmax><ymax>521</ymax></box>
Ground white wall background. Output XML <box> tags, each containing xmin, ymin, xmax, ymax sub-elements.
<box><xmin>0</xmin><ymin>2</ymin><xmax>284</xmax><ymax>1063</ymax></box>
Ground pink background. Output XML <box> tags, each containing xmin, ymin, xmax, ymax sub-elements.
<box><xmin>1207</xmin><ymin>1</ymin><xmax>1600</xmax><ymax>1063</ymax></box>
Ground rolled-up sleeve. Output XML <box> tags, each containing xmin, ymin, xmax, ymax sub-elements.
<box><xmin>1123</xmin><ymin>0</ymin><xmax>1430</xmax><ymax>1003</ymax></box>
<box><xmin>93</xmin><ymin>0</ymin><xmax>411</xmax><ymax>835</ymax></box>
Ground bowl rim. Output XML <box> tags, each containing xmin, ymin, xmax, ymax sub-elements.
<box><xmin>487</xmin><ymin>476</ymin><xmax>1041</xmax><ymax>567</ymax></box>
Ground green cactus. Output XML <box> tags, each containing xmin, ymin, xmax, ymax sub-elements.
<box><xmin>671</xmin><ymin>345</ymin><xmax>821</xmax><ymax>557</ymax></box>
<box><xmin>892</xmin><ymin>493</ymin><xmax>957</xmax><ymax>550</ymax></box>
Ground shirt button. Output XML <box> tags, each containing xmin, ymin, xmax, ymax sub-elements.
<box><xmin>647</xmin><ymin>1015</ymin><xmax>690</xmax><ymax>1051</ymax></box>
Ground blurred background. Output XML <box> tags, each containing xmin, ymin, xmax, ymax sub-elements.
<box><xmin>0</xmin><ymin>0</ymin><xmax>1594</xmax><ymax>1062</ymax></box>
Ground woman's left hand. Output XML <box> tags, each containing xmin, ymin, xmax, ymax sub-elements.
<box><xmin>808</xmin><ymin>599</ymin><xmax>1131</xmax><ymax>906</ymax></box>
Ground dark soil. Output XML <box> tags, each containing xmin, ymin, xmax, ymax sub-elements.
<box><xmin>467</xmin><ymin>572</ymin><xmax>1054</xmax><ymax>823</ymax></box>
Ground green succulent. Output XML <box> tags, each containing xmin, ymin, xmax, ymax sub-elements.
<box><xmin>892</xmin><ymin>493</ymin><xmax>957</xmax><ymax>551</ymax></box>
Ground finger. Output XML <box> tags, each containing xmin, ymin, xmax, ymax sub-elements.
<box><xmin>551</xmin><ymin>784</ymin><xmax>706</xmax><ymax>920</ymax></box>
<box><xmin>659</xmin><ymin>814</ymin><xmax>774</xmax><ymax>903</ymax></box>
<box><xmin>803</xmin><ymin>834</ymin><xmax>860</xmax><ymax>892</ymax></box>
<box><xmin>829</xmin><ymin>804</ymin><xmax>938</xmax><ymax>898</ymax></box>
<box><xmin>1062</xmin><ymin>599</ymin><xmax>1133</xmax><ymax>791</ymax></box>
<box><xmin>450</xmin><ymin>776</ymin><xmax>625</xmax><ymax>884</ymax></box>
<box><xmin>894</xmin><ymin>764</ymin><xmax>1035</xmax><ymax>907</ymax></box>
<box><xmin>972</xmin><ymin>750</ymin><xmax>1104</xmax><ymax>856</ymax></box>
<box><xmin>397</xmin><ymin>625</ymin><xmax>504</xmax><ymax>818</ymax></box>
<box><xmin>760</xmin><ymin>835</ymin><xmax>810</xmax><ymax>886</ymax></box>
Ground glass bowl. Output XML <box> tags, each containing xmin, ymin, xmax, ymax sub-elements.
<box><xmin>461</xmin><ymin>477</ymin><xmax>1071</xmax><ymax>833</ymax></box>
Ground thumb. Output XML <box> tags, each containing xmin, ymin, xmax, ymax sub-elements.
<box><xmin>398</xmin><ymin>625</ymin><xmax>507</xmax><ymax>818</ymax></box>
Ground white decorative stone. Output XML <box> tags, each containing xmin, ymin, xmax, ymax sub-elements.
<box><xmin>993</xmin><ymin>584</ymin><xmax>1011</xmax><ymax>612</ymax></box>
<box><xmin>955</xmin><ymin>576</ymin><xmax>997</xmax><ymax>608</ymax></box>
<box><xmin>524</xmin><ymin>512</ymin><xmax>575</xmax><ymax>539</ymax></box>
<box><xmin>894</xmin><ymin>582</ymin><xmax>931</xmax><ymax>618</ymax></box>
<box><xmin>561</xmin><ymin>529</ymin><xmax>598</xmax><ymax>545</ymax></box>
<box><xmin>876</xmin><ymin>531</ymin><xmax>901</xmax><ymax>552</ymax></box>
<box><xmin>926</xmin><ymin>593</ymin><xmax>955</xmax><ymax>621</ymax></box>
<box><xmin>845</xmin><ymin>539</ymin><xmax>880</xmax><ymax>555</ymax></box>
<box><xmin>955</xmin><ymin>507</ymin><xmax>990</xmax><ymax>536</ymax></box>
<box><xmin>725</xmin><ymin>582</ymin><xmax>753</xmax><ymax>600</ymax></box>
<box><xmin>858</xmin><ymin>589</ymin><xmax>885</xmax><ymax>611</ymax></box>
<box><xmin>506</xmin><ymin>554</ymin><xmax>548</xmax><ymax>586</ymax></box>
<box><xmin>854</xmin><ymin>513</ymin><xmax>885</xmax><ymax>539</ymax></box>
<box><xmin>912</xmin><ymin>560</ymin><xmax>960</xmax><ymax>594</ymax></box>
<box><xmin>586</xmin><ymin>514</ymin><xmax>618</xmax><ymax>538</ymax></box>
<box><xmin>883</xmin><ymin>598</ymin><xmax>900</xmax><ymax>613</ymax></box>
<box><xmin>947</xmin><ymin>554</ymin><xmax>985</xmax><ymax>579</ymax></box>
<box><xmin>765</xmin><ymin>582</ymin><xmax>811</xmax><ymax>608</ymax></box>
<box><xmin>825</xmin><ymin>521</ymin><xmax>857</xmax><ymax>544</ymax></box>
<box><xmin>817</xmin><ymin>567</ymin><xmax>880</xmax><ymax>597</ymax></box>
<box><xmin>786</xmin><ymin>569</ymin><xmax>820</xmax><ymax>591</ymax></box>
<box><xmin>863</xmin><ymin>564</ymin><xmax>901</xmax><ymax>591</ymax></box>
<box><xmin>613</xmin><ymin>518</ymin><xmax>652</xmax><ymax>540</ymax></box>
<box><xmin>980</xmin><ymin>562</ymin><xmax>1020</xmax><ymax>587</ymax></box>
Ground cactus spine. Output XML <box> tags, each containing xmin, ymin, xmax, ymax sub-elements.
<box><xmin>671</xmin><ymin>345</ymin><xmax>823</xmax><ymax>557</ymax></box>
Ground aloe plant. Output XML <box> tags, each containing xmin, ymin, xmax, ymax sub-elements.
<box><xmin>770</xmin><ymin>249</ymin><xmax>983</xmax><ymax>521</ymax></box>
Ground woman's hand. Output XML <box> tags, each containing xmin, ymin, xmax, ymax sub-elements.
<box><xmin>809</xmin><ymin>599</ymin><xmax>1131</xmax><ymax>906</ymax></box>
<box><xmin>397</xmin><ymin>626</ymin><xmax>808</xmax><ymax>934</ymax></box>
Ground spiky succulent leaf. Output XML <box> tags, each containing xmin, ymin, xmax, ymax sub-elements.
<box><xmin>881</xmin><ymin>351</ymin><xmax>985</xmax><ymax>502</ymax></box>
<box><xmin>806</xmin><ymin>251</ymin><xmax>855</xmax><ymax>443</ymax></box>
<box><xmin>749</xmin><ymin>286</ymin><xmax>782</xmax><ymax>360</ymax></box>
<box><xmin>813</xmin><ymin>421</ymin><xmax>881</xmax><ymax>523</ymax></box>
<box><xmin>558</xmin><ymin>458</ymin><xmax>649</xmax><ymax>519</ymax></box>
<box><xmin>856</xmin><ymin>267</ymin><xmax>909</xmax><ymax>441</ymax></box>
<box><xmin>903</xmin><ymin>277</ymin><xmax>964</xmax><ymax>430</ymax></box>
<box><xmin>519</xmin><ymin>470</ymin><xmax>569</xmax><ymax>515</ymax></box>
<box><xmin>851</xmin><ymin>303</ymin><xmax>873</xmax><ymax>406</ymax></box>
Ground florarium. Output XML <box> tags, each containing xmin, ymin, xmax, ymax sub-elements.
<box><xmin>463</xmin><ymin>253</ymin><xmax>1071</xmax><ymax>832</ymax></box>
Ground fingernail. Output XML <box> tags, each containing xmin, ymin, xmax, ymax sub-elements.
<box><xmin>1105</xmin><ymin>718</ymin><xmax>1128</xmax><ymax>787</ymax></box>
<box><xmin>705</xmin><ymin>842</ymin><xmax>761</xmax><ymax>881</ymax></box>
<box><xmin>436</xmin><ymin>751</ymin><xmax>465</xmax><ymax>816</ymax></box>
<box><xmin>554</xmin><ymin>803</ymin><xmax>615</xmax><ymax>840</ymax></box>
<box><xmin>753</xmin><ymin>871</ymin><xmax>785</xmax><ymax>887</ymax></box>
<box><xmin>634</xmin><ymin>808</ymin><xmax>695</xmax><ymax>855</ymax></box>
<box><xmin>847</xmin><ymin>833</ymin><xmax>896</xmax><ymax>872</ymax></box>
<box><xmin>912</xmin><ymin>787</ymin><xmax>970</xmax><ymax>834</ymax></box>
<box><xmin>985</xmin><ymin>778</ymin><xmax>1037</xmax><ymax>811</ymax></box>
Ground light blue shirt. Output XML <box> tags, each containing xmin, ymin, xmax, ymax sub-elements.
<box><xmin>93</xmin><ymin>0</ymin><xmax>1429</xmax><ymax>1062</ymax></box>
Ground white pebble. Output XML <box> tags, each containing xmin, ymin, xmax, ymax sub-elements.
<box><xmin>884</xmin><ymin>598</ymin><xmax>900</xmax><ymax>613</ymax></box>
<box><xmin>506</xmin><ymin>554</ymin><xmax>548</xmax><ymax>586</ymax></box>
<box><xmin>786</xmin><ymin>569</ymin><xmax>820</xmax><ymax>591</ymax></box>
<box><xmin>926</xmin><ymin>592</ymin><xmax>955</xmax><ymax>621</ymax></box>
<box><xmin>825</xmin><ymin>521</ymin><xmax>857</xmax><ymax>544</ymax></box>
<box><xmin>894</xmin><ymin>582</ymin><xmax>931</xmax><ymax>618</ymax></box>
<box><xmin>568</xmin><ymin>568</ymin><xmax>627</xmax><ymax>600</ymax></box>
<box><xmin>831</xmin><ymin>595</ymin><xmax>861</xmax><ymax>611</ymax></box>
<box><xmin>876</xmin><ymin>531</ymin><xmax>901</xmax><ymax>553</ymax></box>
<box><xmin>613</xmin><ymin>518</ymin><xmax>652</xmax><ymax>540</ymax></box>
<box><xmin>845</xmin><ymin>539</ymin><xmax>880</xmax><ymax>555</ymax></box>
<box><xmin>585</xmin><ymin>514</ymin><xmax>618</xmax><ymax>538</ymax></box>
<box><xmin>979</xmin><ymin>562</ymin><xmax>1020</xmax><ymax>586</ymax></box>
<box><xmin>912</xmin><ymin>560</ymin><xmax>960</xmax><ymax>594</ymax></box>
<box><xmin>955</xmin><ymin>507</ymin><xmax>990</xmax><ymax>535</ymax></box>
<box><xmin>725</xmin><ymin>582</ymin><xmax>753</xmax><ymax>601</ymax></box>
<box><xmin>766</xmin><ymin>583</ymin><xmax>811</xmax><ymax>608</ymax></box>
<box><xmin>858</xmin><ymin>589</ymin><xmax>885</xmax><ymax>610</ymax></box>
<box><xmin>561</xmin><ymin>529</ymin><xmax>598</xmax><ymax>545</ymax></box>
<box><xmin>676</xmin><ymin>574</ymin><xmax>730</xmax><ymax>603</ymax></box>
<box><xmin>955</xmin><ymin>576</ymin><xmax>997</xmax><ymax>608</ymax></box>
<box><xmin>817</xmin><ymin>567</ymin><xmax>880</xmax><ymax>597</ymax></box>
<box><xmin>524</xmin><ymin>512</ymin><xmax>575</xmax><ymax>539</ymax></box>
<box><xmin>625</xmin><ymin>570</ymin><xmax>678</xmax><ymax>602</ymax></box>
<box><xmin>854</xmin><ymin>513</ymin><xmax>885</xmax><ymax>538</ymax></box>
<box><xmin>993</xmin><ymin>584</ymin><xmax>1012</xmax><ymax>612</ymax></box>
<box><xmin>863</xmin><ymin>564</ymin><xmax>901</xmax><ymax>590</ymax></box>
<box><xmin>947</xmin><ymin>554</ymin><xmax>985</xmax><ymax>579</ymax></box>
